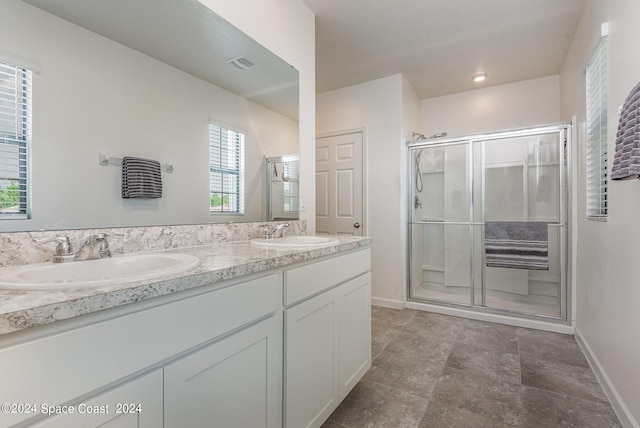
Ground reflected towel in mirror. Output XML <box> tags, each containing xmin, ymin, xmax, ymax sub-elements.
<box><xmin>122</xmin><ymin>156</ymin><xmax>163</xmax><ymax>199</ymax></box>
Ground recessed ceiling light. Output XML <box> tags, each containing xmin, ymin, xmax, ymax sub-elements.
<box><xmin>473</xmin><ymin>73</ymin><xmax>488</xmax><ymax>83</ymax></box>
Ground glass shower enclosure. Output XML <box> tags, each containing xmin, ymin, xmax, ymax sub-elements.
<box><xmin>408</xmin><ymin>123</ymin><xmax>569</xmax><ymax>322</ymax></box>
<box><xmin>266</xmin><ymin>154</ymin><xmax>300</xmax><ymax>221</ymax></box>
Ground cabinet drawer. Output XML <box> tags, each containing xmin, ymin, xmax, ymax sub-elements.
<box><xmin>284</xmin><ymin>248</ymin><xmax>371</xmax><ymax>306</ymax></box>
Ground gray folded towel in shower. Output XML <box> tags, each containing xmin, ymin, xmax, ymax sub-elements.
<box><xmin>122</xmin><ymin>156</ymin><xmax>163</xmax><ymax>199</ymax></box>
<box><xmin>485</xmin><ymin>221</ymin><xmax>549</xmax><ymax>270</ymax></box>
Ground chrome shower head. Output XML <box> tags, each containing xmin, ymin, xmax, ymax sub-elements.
<box><xmin>428</xmin><ymin>132</ymin><xmax>447</xmax><ymax>139</ymax></box>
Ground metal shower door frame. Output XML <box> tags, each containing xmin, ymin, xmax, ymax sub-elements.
<box><xmin>407</xmin><ymin>122</ymin><xmax>571</xmax><ymax>324</ymax></box>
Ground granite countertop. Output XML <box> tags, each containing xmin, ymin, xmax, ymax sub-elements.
<box><xmin>0</xmin><ymin>236</ymin><xmax>371</xmax><ymax>335</ymax></box>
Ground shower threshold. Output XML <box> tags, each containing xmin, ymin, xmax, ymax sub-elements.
<box><xmin>412</xmin><ymin>282</ymin><xmax>561</xmax><ymax>319</ymax></box>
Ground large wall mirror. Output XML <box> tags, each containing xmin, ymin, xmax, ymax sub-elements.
<box><xmin>0</xmin><ymin>0</ymin><xmax>299</xmax><ymax>232</ymax></box>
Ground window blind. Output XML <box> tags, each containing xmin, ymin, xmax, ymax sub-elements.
<box><xmin>0</xmin><ymin>61</ymin><xmax>31</xmax><ymax>218</ymax></box>
<box><xmin>209</xmin><ymin>123</ymin><xmax>244</xmax><ymax>214</ymax></box>
<box><xmin>586</xmin><ymin>35</ymin><xmax>608</xmax><ymax>220</ymax></box>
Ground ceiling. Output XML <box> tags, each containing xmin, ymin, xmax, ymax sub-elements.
<box><xmin>302</xmin><ymin>0</ymin><xmax>588</xmax><ymax>99</ymax></box>
<box><xmin>22</xmin><ymin>0</ymin><xmax>588</xmax><ymax>109</ymax></box>
<box><xmin>22</xmin><ymin>0</ymin><xmax>299</xmax><ymax>120</ymax></box>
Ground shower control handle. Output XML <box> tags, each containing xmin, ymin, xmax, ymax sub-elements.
<box><xmin>354</xmin><ymin>222</ymin><xmax>360</xmax><ymax>229</ymax></box>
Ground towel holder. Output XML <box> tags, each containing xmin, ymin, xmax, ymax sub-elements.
<box><xmin>98</xmin><ymin>152</ymin><xmax>174</xmax><ymax>173</ymax></box>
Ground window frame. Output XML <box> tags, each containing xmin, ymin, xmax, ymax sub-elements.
<box><xmin>585</xmin><ymin>33</ymin><xmax>609</xmax><ymax>221</ymax></box>
<box><xmin>0</xmin><ymin>60</ymin><xmax>31</xmax><ymax>220</ymax></box>
<box><xmin>209</xmin><ymin>122</ymin><xmax>245</xmax><ymax>215</ymax></box>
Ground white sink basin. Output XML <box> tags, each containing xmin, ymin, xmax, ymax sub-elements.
<box><xmin>251</xmin><ymin>235</ymin><xmax>339</xmax><ymax>248</ymax></box>
<box><xmin>0</xmin><ymin>253</ymin><xmax>200</xmax><ymax>290</ymax></box>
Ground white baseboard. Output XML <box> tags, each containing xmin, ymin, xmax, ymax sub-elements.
<box><xmin>574</xmin><ymin>327</ymin><xmax>639</xmax><ymax>428</ymax></box>
<box><xmin>371</xmin><ymin>297</ymin><xmax>404</xmax><ymax>309</ymax></box>
<box><xmin>404</xmin><ymin>301</ymin><xmax>574</xmax><ymax>334</ymax></box>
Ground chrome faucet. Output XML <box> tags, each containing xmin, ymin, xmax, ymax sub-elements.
<box><xmin>74</xmin><ymin>233</ymin><xmax>112</xmax><ymax>261</ymax></box>
<box><xmin>34</xmin><ymin>233</ymin><xmax>111</xmax><ymax>263</ymax></box>
<box><xmin>259</xmin><ymin>223</ymin><xmax>290</xmax><ymax>239</ymax></box>
<box><xmin>33</xmin><ymin>236</ymin><xmax>75</xmax><ymax>263</ymax></box>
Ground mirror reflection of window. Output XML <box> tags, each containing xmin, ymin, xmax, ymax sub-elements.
<box><xmin>209</xmin><ymin>123</ymin><xmax>245</xmax><ymax>214</ymax></box>
<box><xmin>0</xmin><ymin>61</ymin><xmax>31</xmax><ymax>219</ymax></box>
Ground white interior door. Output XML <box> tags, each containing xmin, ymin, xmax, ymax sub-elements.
<box><xmin>316</xmin><ymin>132</ymin><xmax>364</xmax><ymax>236</ymax></box>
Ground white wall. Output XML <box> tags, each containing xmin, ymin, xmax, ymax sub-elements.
<box><xmin>317</xmin><ymin>75</ymin><xmax>407</xmax><ymax>307</ymax></box>
<box><xmin>402</xmin><ymin>76</ymin><xmax>421</xmax><ymax>302</ymax></box>
<box><xmin>420</xmin><ymin>76</ymin><xmax>561</xmax><ymax>137</ymax></box>
<box><xmin>560</xmin><ymin>0</ymin><xmax>640</xmax><ymax>426</ymax></box>
<box><xmin>200</xmin><ymin>0</ymin><xmax>316</xmax><ymax>232</ymax></box>
<box><xmin>402</xmin><ymin>76</ymin><xmax>422</xmax><ymax>141</ymax></box>
<box><xmin>0</xmin><ymin>0</ymin><xmax>302</xmax><ymax>232</ymax></box>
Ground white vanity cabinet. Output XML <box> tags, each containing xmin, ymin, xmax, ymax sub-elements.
<box><xmin>30</xmin><ymin>370</ymin><xmax>164</xmax><ymax>428</ymax></box>
<box><xmin>285</xmin><ymin>286</ymin><xmax>341</xmax><ymax>428</ymax></box>
<box><xmin>0</xmin><ymin>272</ymin><xmax>280</xmax><ymax>428</ymax></box>
<box><xmin>338</xmin><ymin>272</ymin><xmax>373</xmax><ymax>395</ymax></box>
<box><xmin>283</xmin><ymin>248</ymin><xmax>371</xmax><ymax>428</ymax></box>
<box><xmin>0</xmin><ymin>242</ymin><xmax>371</xmax><ymax>428</ymax></box>
<box><xmin>164</xmin><ymin>313</ymin><xmax>282</xmax><ymax>428</ymax></box>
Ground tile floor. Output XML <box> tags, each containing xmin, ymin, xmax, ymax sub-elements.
<box><xmin>322</xmin><ymin>307</ymin><xmax>622</xmax><ymax>428</ymax></box>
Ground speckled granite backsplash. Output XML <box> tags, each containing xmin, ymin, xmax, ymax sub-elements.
<box><xmin>0</xmin><ymin>221</ymin><xmax>306</xmax><ymax>268</ymax></box>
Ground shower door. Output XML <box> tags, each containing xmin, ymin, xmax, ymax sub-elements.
<box><xmin>410</xmin><ymin>141</ymin><xmax>472</xmax><ymax>306</ymax></box>
<box><xmin>408</xmin><ymin>124</ymin><xmax>568</xmax><ymax>322</ymax></box>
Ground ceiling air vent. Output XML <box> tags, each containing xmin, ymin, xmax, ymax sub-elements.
<box><xmin>226</xmin><ymin>56</ymin><xmax>255</xmax><ymax>70</ymax></box>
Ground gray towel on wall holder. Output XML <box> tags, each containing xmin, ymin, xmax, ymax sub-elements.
<box><xmin>122</xmin><ymin>156</ymin><xmax>163</xmax><ymax>199</ymax></box>
<box><xmin>612</xmin><ymin>80</ymin><xmax>640</xmax><ymax>180</ymax></box>
<box><xmin>484</xmin><ymin>221</ymin><xmax>549</xmax><ymax>270</ymax></box>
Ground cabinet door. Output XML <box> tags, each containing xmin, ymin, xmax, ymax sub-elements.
<box><xmin>31</xmin><ymin>370</ymin><xmax>163</xmax><ymax>428</ymax></box>
<box><xmin>339</xmin><ymin>272</ymin><xmax>372</xmax><ymax>398</ymax></box>
<box><xmin>284</xmin><ymin>288</ymin><xmax>340</xmax><ymax>428</ymax></box>
<box><xmin>164</xmin><ymin>315</ymin><xmax>282</xmax><ymax>428</ymax></box>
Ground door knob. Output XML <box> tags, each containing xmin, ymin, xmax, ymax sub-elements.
<box><xmin>354</xmin><ymin>222</ymin><xmax>361</xmax><ymax>228</ymax></box>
